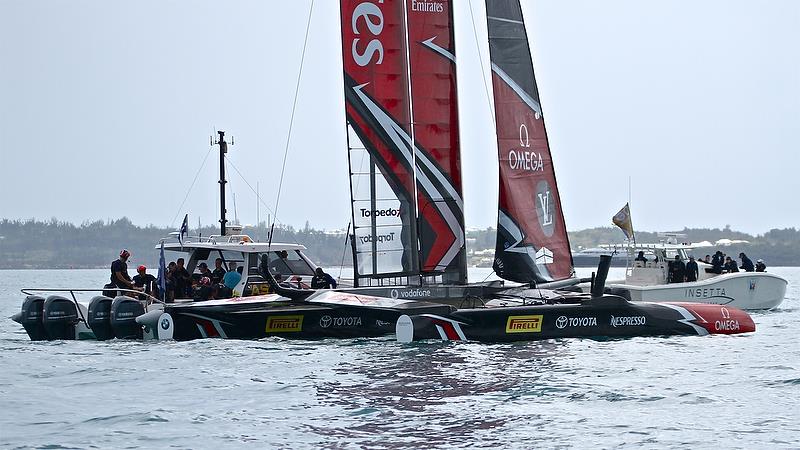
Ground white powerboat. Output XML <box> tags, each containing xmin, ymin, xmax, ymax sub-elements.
<box><xmin>604</xmin><ymin>242</ymin><xmax>786</xmax><ymax>310</ymax></box>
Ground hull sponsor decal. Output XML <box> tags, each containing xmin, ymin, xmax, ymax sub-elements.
<box><xmin>555</xmin><ymin>316</ymin><xmax>597</xmax><ymax>329</ymax></box>
<box><xmin>319</xmin><ymin>315</ymin><xmax>363</xmax><ymax>328</ymax></box>
<box><xmin>506</xmin><ymin>315</ymin><xmax>543</xmax><ymax>333</ymax></box>
<box><xmin>609</xmin><ymin>315</ymin><xmax>646</xmax><ymax>327</ymax></box>
<box><xmin>265</xmin><ymin>315</ymin><xmax>304</xmax><ymax>333</ymax></box>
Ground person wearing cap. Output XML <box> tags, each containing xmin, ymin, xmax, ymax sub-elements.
<box><xmin>739</xmin><ymin>252</ymin><xmax>755</xmax><ymax>272</ymax></box>
<box><xmin>110</xmin><ymin>249</ymin><xmax>135</xmax><ymax>293</ymax></box>
<box><xmin>310</xmin><ymin>267</ymin><xmax>337</xmax><ymax>289</ymax></box>
<box><xmin>724</xmin><ymin>256</ymin><xmax>739</xmax><ymax>273</ymax></box>
<box><xmin>685</xmin><ymin>256</ymin><xmax>699</xmax><ymax>282</ymax></box>
<box><xmin>133</xmin><ymin>265</ymin><xmax>157</xmax><ymax>300</ymax></box>
<box><xmin>756</xmin><ymin>259</ymin><xmax>767</xmax><ymax>272</ymax></box>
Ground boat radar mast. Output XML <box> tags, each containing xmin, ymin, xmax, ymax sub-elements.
<box><xmin>211</xmin><ymin>130</ymin><xmax>234</xmax><ymax>236</ymax></box>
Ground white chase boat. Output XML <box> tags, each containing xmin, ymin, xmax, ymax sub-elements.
<box><xmin>605</xmin><ymin>243</ymin><xmax>787</xmax><ymax>310</ymax></box>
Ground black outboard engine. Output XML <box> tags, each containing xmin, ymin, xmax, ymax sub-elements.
<box><xmin>110</xmin><ymin>296</ymin><xmax>145</xmax><ymax>339</ymax></box>
<box><xmin>13</xmin><ymin>295</ymin><xmax>48</xmax><ymax>341</ymax></box>
<box><xmin>87</xmin><ymin>295</ymin><xmax>115</xmax><ymax>340</ymax></box>
<box><xmin>42</xmin><ymin>295</ymin><xmax>79</xmax><ymax>340</ymax></box>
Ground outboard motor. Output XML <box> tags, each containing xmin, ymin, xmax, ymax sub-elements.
<box><xmin>110</xmin><ymin>296</ymin><xmax>144</xmax><ymax>339</ymax></box>
<box><xmin>13</xmin><ymin>295</ymin><xmax>48</xmax><ymax>341</ymax></box>
<box><xmin>87</xmin><ymin>295</ymin><xmax>114</xmax><ymax>340</ymax></box>
<box><xmin>42</xmin><ymin>295</ymin><xmax>79</xmax><ymax>340</ymax></box>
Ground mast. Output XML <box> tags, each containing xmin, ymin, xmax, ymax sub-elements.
<box><xmin>213</xmin><ymin>130</ymin><xmax>231</xmax><ymax>236</ymax></box>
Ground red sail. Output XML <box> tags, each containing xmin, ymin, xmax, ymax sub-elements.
<box><xmin>406</xmin><ymin>0</ymin><xmax>466</xmax><ymax>284</ymax></box>
<box><xmin>341</xmin><ymin>0</ymin><xmax>419</xmax><ymax>283</ymax></box>
<box><xmin>486</xmin><ymin>0</ymin><xmax>574</xmax><ymax>283</ymax></box>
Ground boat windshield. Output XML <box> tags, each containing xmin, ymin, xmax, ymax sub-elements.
<box><xmin>256</xmin><ymin>250</ymin><xmax>315</xmax><ymax>277</ymax></box>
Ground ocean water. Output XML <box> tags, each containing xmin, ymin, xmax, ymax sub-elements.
<box><xmin>1</xmin><ymin>268</ymin><xmax>798</xmax><ymax>449</ymax></box>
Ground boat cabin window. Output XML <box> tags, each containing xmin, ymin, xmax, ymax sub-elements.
<box><xmin>255</xmin><ymin>250</ymin><xmax>315</xmax><ymax>277</ymax></box>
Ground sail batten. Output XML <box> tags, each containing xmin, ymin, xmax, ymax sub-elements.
<box><xmin>486</xmin><ymin>0</ymin><xmax>574</xmax><ymax>284</ymax></box>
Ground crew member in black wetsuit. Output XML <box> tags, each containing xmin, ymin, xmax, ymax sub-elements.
<box><xmin>132</xmin><ymin>265</ymin><xmax>157</xmax><ymax>299</ymax></box>
<box><xmin>310</xmin><ymin>267</ymin><xmax>338</xmax><ymax>289</ymax></box>
<box><xmin>110</xmin><ymin>249</ymin><xmax>135</xmax><ymax>294</ymax></box>
<box><xmin>756</xmin><ymin>259</ymin><xmax>767</xmax><ymax>272</ymax></box>
<box><xmin>685</xmin><ymin>256</ymin><xmax>699</xmax><ymax>282</ymax></box>
<box><xmin>739</xmin><ymin>253</ymin><xmax>755</xmax><ymax>272</ymax></box>
<box><xmin>669</xmin><ymin>255</ymin><xmax>685</xmax><ymax>283</ymax></box>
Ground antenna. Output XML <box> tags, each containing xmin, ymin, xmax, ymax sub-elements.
<box><xmin>211</xmin><ymin>130</ymin><xmax>234</xmax><ymax>235</ymax></box>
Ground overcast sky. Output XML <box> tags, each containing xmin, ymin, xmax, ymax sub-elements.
<box><xmin>1</xmin><ymin>0</ymin><xmax>798</xmax><ymax>236</ymax></box>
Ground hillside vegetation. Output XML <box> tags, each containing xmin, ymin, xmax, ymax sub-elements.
<box><xmin>1</xmin><ymin>218</ymin><xmax>798</xmax><ymax>269</ymax></box>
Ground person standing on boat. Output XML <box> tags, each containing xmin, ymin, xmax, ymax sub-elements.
<box><xmin>110</xmin><ymin>249</ymin><xmax>135</xmax><ymax>293</ymax></box>
<box><xmin>685</xmin><ymin>256</ymin><xmax>699</xmax><ymax>282</ymax></box>
<box><xmin>311</xmin><ymin>267</ymin><xmax>337</xmax><ymax>289</ymax></box>
<box><xmin>133</xmin><ymin>265</ymin><xmax>157</xmax><ymax>300</ymax></box>
<box><xmin>668</xmin><ymin>255</ymin><xmax>685</xmax><ymax>283</ymax></box>
<box><xmin>710</xmin><ymin>251</ymin><xmax>724</xmax><ymax>274</ymax></box>
<box><xmin>756</xmin><ymin>259</ymin><xmax>767</xmax><ymax>272</ymax></box>
<box><xmin>173</xmin><ymin>258</ymin><xmax>191</xmax><ymax>298</ymax></box>
<box><xmin>739</xmin><ymin>253</ymin><xmax>755</xmax><ymax>272</ymax></box>
<box><xmin>634</xmin><ymin>251</ymin><xmax>647</xmax><ymax>263</ymax></box>
<box><xmin>212</xmin><ymin>258</ymin><xmax>226</xmax><ymax>284</ymax></box>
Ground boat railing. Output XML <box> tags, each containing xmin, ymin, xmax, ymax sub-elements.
<box><xmin>19</xmin><ymin>288</ymin><xmax>163</xmax><ymax>328</ymax></box>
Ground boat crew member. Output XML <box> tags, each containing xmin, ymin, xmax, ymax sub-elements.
<box><xmin>704</xmin><ymin>254</ymin><xmax>711</xmax><ymax>264</ymax></box>
<box><xmin>132</xmin><ymin>265</ymin><xmax>157</xmax><ymax>299</ymax></box>
<box><xmin>223</xmin><ymin>262</ymin><xmax>242</xmax><ymax>290</ymax></box>
<box><xmin>685</xmin><ymin>256</ymin><xmax>699</xmax><ymax>282</ymax></box>
<box><xmin>310</xmin><ymin>267</ymin><xmax>338</xmax><ymax>289</ymax></box>
<box><xmin>110</xmin><ymin>249</ymin><xmax>135</xmax><ymax>293</ymax></box>
<box><xmin>634</xmin><ymin>251</ymin><xmax>647</xmax><ymax>263</ymax></box>
<box><xmin>739</xmin><ymin>253</ymin><xmax>755</xmax><ymax>272</ymax></box>
<box><xmin>669</xmin><ymin>255</ymin><xmax>685</xmax><ymax>283</ymax></box>
<box><xmin>274</xmin><ymin>273</ymin><xmax>294</xmax><ymax>289</ymax></box>
<box><xmin>193</xmin><ymin>276</ymin><xmax>214</xmax><ymax>301</ymax></box>
<box><xmin>197</xmin><ymin>262</ymin><xmax>214</xmax><ymax>280</ymax></box>
<box><xmin>710</xmin><ymin>251</ymin><xmax>724</xmax><ymax>274</ymax></box>
<box><xmin>173</xmin><ymin>258</ymin><xmax>191</xmax><ymax>298</ymax></box>
<box><xmin>212</xmin><ymin>258</ymin><xmax>226</xmax><ymax>284</ymax></box>
<box><xmin>724</xmin><ymin>256</ymin><xmax>739</xmax><ymax>273</ymax></box>
<box><xmin>756</xmin><ymin>259</ymin><xmax>767</xmax><ymax>272</ymax></box>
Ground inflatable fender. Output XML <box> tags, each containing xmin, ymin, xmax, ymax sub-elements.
<box><xmin>136</xmin><ymin>311</ymin><xmax>174</xmax><ymax>340</ymax></box>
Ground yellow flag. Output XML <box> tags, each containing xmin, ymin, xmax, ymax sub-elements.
<box><xmin>612</xmin><ymin>203</ymin><xmax>634</xmax><ymax>240</ymax></box>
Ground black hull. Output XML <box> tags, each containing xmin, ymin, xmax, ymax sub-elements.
<box><xmin>396</xmin><ymin>296</ymin><xmax>755</xmax><ymax>342</ymax></box>
<box><xmin>164</xmin><ymin>296</ymin><xmax>454</xmax><ymax>341</ymax></box>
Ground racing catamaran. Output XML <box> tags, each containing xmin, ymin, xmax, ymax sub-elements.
<box><xmin>12</xmin><ymin>0</ymin><xmax>757</xmax><ymax>342</ymax></box>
